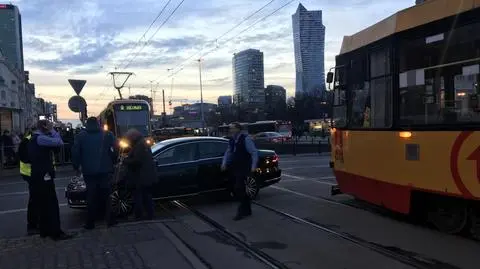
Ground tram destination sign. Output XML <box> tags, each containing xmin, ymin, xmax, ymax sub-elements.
<box><xmin>117</xmin><ymin>104</ymin><xmax>146</xmax><ymax>111</ymax></box>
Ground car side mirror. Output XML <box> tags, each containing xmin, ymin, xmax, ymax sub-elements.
<box><xmin>326</xmin><ymin>72</ymin><xmax>334</xmax><ymax>84</ymax></box>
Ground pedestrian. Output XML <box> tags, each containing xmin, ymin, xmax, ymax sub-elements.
<box><xmin>28</xmin><ymin>120</ymin><xmax>73</xmax><ymax>240</ymax></box>
<box><xmin>221</xmin><ymin>122</ymin><xmax>258</xmax><ymax>221</ymax></box>
<box><xmin>18</xmin><ymin>128</ymin><xmax>39</xmax><ymax>235</ymax></box>
<box><xmin>72</xmin><ymin>117</ymin><xmax>118</xmax><ymax>230</ymax></box>
<box><xmin>123</xmin><ymin>128</ymin><xmax>157</xmax><ymax>221</ymax></box>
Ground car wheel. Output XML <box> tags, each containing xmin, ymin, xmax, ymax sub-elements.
<box><xmin>110</xmin><ymin>188</ymin><xmax>133</xmax><ymax>218</ymax></box>
<box><xmin>246</xmin><ymin>176</ymin><xmax>260</xmax><ymax>200</ymax></box>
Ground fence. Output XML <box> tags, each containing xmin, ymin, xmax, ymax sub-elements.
<box><xmin>1</xmin><ymin>144</ymin><xmax>73</xmax><ymax>170</ymax></box>
<box><xmin>255</xmin><ymin>137</ymin><xmax>331</xmax><ymax>155</ymax></box>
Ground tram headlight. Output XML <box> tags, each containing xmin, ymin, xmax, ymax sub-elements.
<box><xmin>119</xmin><ymin>139</ymin><xmax>129</xmax><ymax>149</ymax></box>
<box><xmin>146</xmin><ymin>138</ymin><xmax>152</xmax><ymax>145</ymax></box>
<box><xmin>103</xmin><ymin>124</ymin><xmax>108</xmax><ymax>131</ymax></box>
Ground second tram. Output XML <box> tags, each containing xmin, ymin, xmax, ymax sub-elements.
<box><xmin>98</xmin><ymin>99</ymin><xmax>154</xmax><ymax>145</ymax></box>
<box><xmin>329</xmin><ymin>0</ymin><xmax>480</xmax><ymax>239</ymax></box>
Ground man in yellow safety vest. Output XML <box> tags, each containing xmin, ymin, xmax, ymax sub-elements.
<box><xmin>18</xmin><ymin>130</ymin><xmax>40</xmax><ymax>235</ymax></box>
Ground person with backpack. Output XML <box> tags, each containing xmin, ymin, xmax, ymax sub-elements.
<box><xmin>18</xmin><ymin>128</ymin><xmax>39</xmax><ymax>235</ymax></box>
<box><xmin>221</xmin><ymin>122</ymin><xmax>258</xmax><ymax>221</ymax></box>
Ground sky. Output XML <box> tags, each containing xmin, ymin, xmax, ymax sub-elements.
<box><xmin>10</xmin><ymin>0</ymin><xmax>413</xmax><ymax>120</ymax></box>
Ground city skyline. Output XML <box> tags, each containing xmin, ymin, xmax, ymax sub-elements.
<box><xmin>4</xmin><ymin>0</ymin><xmax>412</xmax><ymax>119</ymax></box>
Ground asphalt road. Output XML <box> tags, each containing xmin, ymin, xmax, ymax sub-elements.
<box><xmin>0</xmin><ymin>154</ymin><xmax>478</xmax><ymax>269</ymax></box>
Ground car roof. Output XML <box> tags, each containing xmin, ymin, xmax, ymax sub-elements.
<box><xmin>158</xmin><ymin>136</ymin><xmax>228</xmax><ymax>146</ymax></box>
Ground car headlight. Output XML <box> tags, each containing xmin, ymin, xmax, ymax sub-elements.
<box><xmin>146</xmin><ymin>138</ymin><xmax>152</xmax><ymax>145</ymax></box>
<box><xmin>72</xmin><ymin>181</ymin><xmax>86</xmax><ymax>190</ymax></box>
<box><xmin>119</xmin><ymin>139</ymin><xmax>129</xmax><ymax>149</ymax></box>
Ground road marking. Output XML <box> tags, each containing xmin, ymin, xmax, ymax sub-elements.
<box><xmin>0</xmin><ymin>187</ymin><xmax>65</xmax><ymax>197</ymax></box>
<box><xmin>282</xmin><ymin>165</ymin><xmax>330</xmax><ymax>170</ymax></box>
<box><xmin>282</xmin><ymin>173</ymin><xmax>336</xmax><ymax>185</ymax></box>
<box><xmin>0</xmin><ymin>176</ymin><xmax>71</xmax><ymax>187</ymax></box>
<box><xmin>271</xmin><ymin>186</ymin><xmax>350</xmax><ymax>208</ymax></box>
<box><xmin>0</xmin><ymin>203</ymin><xmax>68</xmax><ymax>215</ymax></box>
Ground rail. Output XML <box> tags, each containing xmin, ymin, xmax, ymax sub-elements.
<box><xmin>252</xmin><ymin>200</ymin><xmax>458</xmax><ymax>269</ymax></box>
<box><xmin>165</xmin><ymin>200</ymin><xmax>289</xmax><ymax>269</ymax></box>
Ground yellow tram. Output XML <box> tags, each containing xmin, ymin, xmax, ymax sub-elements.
<box><xmin>328</xmin><ymin>0</ymin><xmax>480</xmax><ymax>239</ymax></box>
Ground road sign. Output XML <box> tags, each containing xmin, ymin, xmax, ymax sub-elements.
<box><xmin>68</xmin><ymin>79</ymin><xmax>87</xmax><ymax>95</ymax></box>
<box><xmin>68</xmin><ymin>95</ymin><xmax>87</xmax><ymax>113</ymax></box>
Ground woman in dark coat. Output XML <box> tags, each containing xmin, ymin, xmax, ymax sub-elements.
<box><xmin>123</xmin><ymin>129</ymin><xmax>157</xmax><ymax>220</ymax></box>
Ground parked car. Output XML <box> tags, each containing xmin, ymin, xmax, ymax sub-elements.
<box><xmin>253</xmin><ymin>132</ymin><xmax>287</xmax><ymax>143</ymax></box>
<box><xmin>65</xmin><ymin>136</ymin><xmax>282</xmax><ymax>216</ymax></box>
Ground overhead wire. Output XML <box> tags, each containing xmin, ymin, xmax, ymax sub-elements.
<box><xmin>115</xmin><ymin>0</ymin><xmax>173</xmax><ymax>70</ymax></box>
<box><xmin>123</xmin><ymin>0</ymin><xmax>186</xmax><ymax>69</ymax></box>
<box><xmin>150</xmin><ymin>0</ymin><xmax>279</xmax><ymax>84</ymax></box>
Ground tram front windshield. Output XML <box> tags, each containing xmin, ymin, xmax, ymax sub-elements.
<box><xmin>115</xmin><ymin>110</ymin><xmax>149</xmax><ymax>136</ymax></box>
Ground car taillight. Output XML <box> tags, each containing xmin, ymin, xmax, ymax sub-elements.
<box><xmin>272</xmin><ymin>154</ymin><xmax>279</xmax><ymax>162</ymax></box>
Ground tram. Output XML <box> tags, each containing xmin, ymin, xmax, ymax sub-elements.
<box><xmin>328</xmin><ymin>0</ymin><xmax>480</xmax><ymax>239</ymax></box>
<box><xmin>98</xmin><ymin>99</ymin><xmax>154</xmax><ymax>147</ymax></box>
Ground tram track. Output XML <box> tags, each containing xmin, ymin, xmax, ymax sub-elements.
<box><xmin>252</xmin><ymin>200</ymin><xmax>461</xmax><ymax>269</ymax></box>
<box><xmin>162</xmin><ymin>200</ymin><xmax>289</xmax><ymax>269</ymax></box>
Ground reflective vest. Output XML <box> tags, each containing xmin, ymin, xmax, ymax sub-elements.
<box><xmin>19</xmin><ymin>135</ymin><xmax>32</xmax><ymax>176</ymax></box>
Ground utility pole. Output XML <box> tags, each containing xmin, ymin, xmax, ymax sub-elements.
<box><xmin>162</xmin><ymin>89</ymin><xmax>166</xmax><ymax>126</ymax></box>
<box><xmin>197</xmin><ymin>58</ymin><xmax>205</xmax><ymax>132</ymax></box>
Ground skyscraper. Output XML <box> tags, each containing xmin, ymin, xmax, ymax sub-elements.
<box><xmin>292</xmin><ymin>3</ymin><xmax>325</xmax><ymax>99</ymax></box>
<box><xmin>232</xmin><ymin>49</ymin><xmax>265</xmax><ymax>108</ymax></box>
<box><xmin>0</xmin><ymin>4</ymin><xmax>24</xmax><ymax>72</ymax></box>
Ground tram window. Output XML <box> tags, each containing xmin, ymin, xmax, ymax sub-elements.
<box><xmin>349</xmin><ymin>84</ymin><xmax>370</xmax><ymax>128</ymax></box>
<box><xmin>370</xmin><ymin>77</ymin><xmax>392</xmax><ymax>128</ymax></box>
<box><xmin>332</xmin><ymin>66</ymin><xmax>347</xmax><ymax>127</ymax></box>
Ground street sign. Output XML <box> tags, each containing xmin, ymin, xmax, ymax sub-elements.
<box><xmin>68</xmin><ymin>95</ymin><xmax>87</xmax><ymax>113</ymax></box>
<box><xmin>68</xmin><ymin>79</ymin><xmax>87</xmax><ymax>95</ymax></box>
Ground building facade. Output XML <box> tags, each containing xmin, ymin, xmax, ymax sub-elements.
<box><xmin>265</xmin><ymin>85</ymin><xmax>287</xmax><ymax>120</ymax></box>
<box><xmin>0</xmin><ymin>50</ymin><xmax>22</xmax><ymax>132</ymax></box>
<box><xmin>217</xmin><ymin>95</ymin><xmax>232</xmax><ymax>107</ymax></box>
<box><xmin>232</xmin><ymin>49</ymin><xmax>265</xmax><ymax>108</ymax></box>
<box><xmin>0</xmin><ymin>4</ymin><xmax>24</xmax><ymax>72</ymax></box>
<box><xmin>292</xmin><ymin>3</ymin><xmax>326</xmax><ymax>99</ymax></box>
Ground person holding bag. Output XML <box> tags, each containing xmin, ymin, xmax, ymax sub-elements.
<box><xmin>123</xmin><ymin>129</ymin><xmax>157</xmax><ymax>221</ymax></box>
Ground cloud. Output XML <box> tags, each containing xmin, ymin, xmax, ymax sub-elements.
<box><xmin>12</xmin><ymin>0</ymin><xmax>413</xmax><ymax>119</ymax></box>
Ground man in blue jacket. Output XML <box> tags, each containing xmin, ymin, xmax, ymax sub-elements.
<box><xmin>72</xmin><ymin>117</ymin><xmax>118</xmax><ymax>229</ymax></box>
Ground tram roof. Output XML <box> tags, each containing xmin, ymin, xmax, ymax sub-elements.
<box><xmin>339</xmin><ymin>0</ymin><xmax>480</xmax><ymax>55</ymax></box>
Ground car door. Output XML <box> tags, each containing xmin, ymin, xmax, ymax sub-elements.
<box><xmin>197</xmin><ymin>141</ymin><xmax>229</xmax><ymax>192</ymax></box>
<box><xmin>153</xmin><ymin>142</ymin><xmax>199</xmax><ymax>198</ymax></box>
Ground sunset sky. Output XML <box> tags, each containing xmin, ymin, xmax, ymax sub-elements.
<box><xmin>11</xmin><ymin>0</ymin><xmax>412</xmax><ymax>120</ymax></box>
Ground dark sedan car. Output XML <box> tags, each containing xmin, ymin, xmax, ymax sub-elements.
<box><xmin>65</xmin><ymin>136</ymin><xmax>282</xmax><ymax>216</ymax></box>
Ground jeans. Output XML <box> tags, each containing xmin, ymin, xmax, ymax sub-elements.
<box><xmin>84</xmin><ymin>174</ymin><xmax>114</xmax><ymax>226</ymax></box>
<box><xmin>133</xmin><ymin>186</ymin><xmax>154</xmax><ymax>220</ymax></box>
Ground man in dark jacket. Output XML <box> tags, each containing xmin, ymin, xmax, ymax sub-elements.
<box><xmin>29</xmin><ymin>120</ymin><xmax>73</xmax><ymax>240</ymax></box>
<box><xmin>221</xmin><ymin>122</ymin><xmax>258</xmax><ymax>221</ymax></box>
<box><xmin>72</xmin><ymin>117</ymin><xmax>118</xmax><ymax>229</ymax></box>
<box><xmin>123</xmin><ymin>128</ymin><xmax>157</xmax><ymax>220</ymax></box>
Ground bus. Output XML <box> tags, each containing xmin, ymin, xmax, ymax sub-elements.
<box><xmin>152</xmin><ymin>127</ymin><xmax>195</xmax><ymax>141</ymax></box>
<box><xmin>328</xmin><ymin>0</ymin><xmax>480</xmax><ymax>239</ymax></box>
<box><xmin>248</xmin><ymin>121</ymin><xmax>292</xmax><ymax>138</ymax></box>
<box><xmin>98</xmin><ymin>99</ymin><xmax>153</xmax><ymax>145</ymax></box>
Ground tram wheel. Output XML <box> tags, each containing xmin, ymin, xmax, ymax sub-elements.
<box><xmin>469</xmin><ymin>207</ymin><xmax>480</xmax><ymax>241</ymax></box>
<box><xmin>427</xmin><ymin>202</ymin><xmax>468</xmax><ymax>234</ymax></box>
